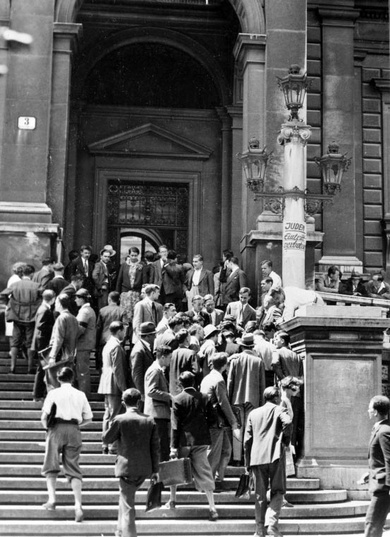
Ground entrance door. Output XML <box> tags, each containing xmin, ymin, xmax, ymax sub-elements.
<box><xmin>106</xmin><ymin>178</ymin><xmax>189</xmax><ymax>264</ymax></box>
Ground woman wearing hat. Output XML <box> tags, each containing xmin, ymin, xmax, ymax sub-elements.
<box><xmin>116</xmin><ymin>247</ymin><xmax>144</xmax><ymax>326</ymax></box>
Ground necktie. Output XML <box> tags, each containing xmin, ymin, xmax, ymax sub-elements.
<box><xmin>152</xmin><ymin>302</ymin><xmax>157</xmax><ymax>325</ymax></box>
<box><xmin>84</xmin><ymin>260</ymin><xmax>88</xmax><ymax>276</ymax></box>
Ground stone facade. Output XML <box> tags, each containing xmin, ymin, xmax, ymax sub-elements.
<box><xmin>0</xmin><ymin>0</ymin><xmax>387</xmax><ymax>293</ymax></box>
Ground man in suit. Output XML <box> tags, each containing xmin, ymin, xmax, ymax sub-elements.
<box><xmin>62</xmin><ymin>274</ymin><xmax>83</xmax><ymax>316</ymax></box>
<box><xmin>103</xmin><ymin>388</ymin><xmax>160</xmax><ymax>537</ymax></box>
<box><xmin>1</xmin><ymin>264</ymin><xmax>42</xmax><ymax>374</ymax></box>
<box><xmin>46</xmin><ymin>263</ymin><xmax>69</xmax><ymax>296</ymax></box>
<box><xmin>169</xmin><ymin>329</ymin><xmax>198</xmax><ymax>396</ymax></box>
<box><xmin>132</xmin><ymin>284</ymin><xmax>163</xmax><ymax>340</ymax></box>
<box><xmin>33</xmin><ymin>257</ymin><xmax>55</xmax><ymax>289</ymax></box>
<box><xmin>154</xmin><ymin>249</ymin><xmax>183</xmax><ymax>310</ymax></box>
<box><xmin>244</xmin><ymin>386</ymin><xmax>292</xmax><ymax>537</ymax></box>
<box><xmin>185</xmin><ymin>255</ymin><xmax>214</xmax><ymax>305</ymax></box>
<box><xmin>31</xmin><ymin>289</ymin><xmax>56</xmax><ymax>401</ymax></box>
<box><xmin>144</xmin><ymin>345</ymin><xmax>173</xmax><ymax>462</ymax></box>
<box><xmin>98</xmin><ymin>321</ymin><xmax>128</xmax><ymax>455</ymax></box>
<box><xmin>222</xmin><ymin>256</ymin><xmax>248</xmax><ymax>308</ymax></box>
<box><xmin>46</xmin><ymin>294</ymin><xmax>80</xmax><ymax>390</ymax></box>
<box><xmin>92</xmin><ymin>248</ymin><xmax>113</xmax><ymax>310</ymax></box>
<box><xmin>167</xmin><ymin>371</ymin><xmax>218</xmax><ymax>520</ymax></box>
<box><xmin>75</xmin><ymin>288</ymin><xmax>96</xmax><ymax>397</ymax></box>
<box><xmin>200</xmin><ymin>353</ymin><xmax>240</xmax><ymax>491</ymax></box>
<box><xmin>96</xmin><ymin>291</ymin><xmax>125</xmax><ymax>372</ymax></box>
<box><xmin>130</xmin><ymin>322</ymin><xmax>156</xmax><ymax>409</ymax></box>
<box><xmin>359</xmin><ymin>395</ymin><xmax>390</xmax><ymax>537</ymax></box>
<box><xmin>203</xmin><ymin>294</ymin><xmax>224</xmax><ymax>326</ymax></box>
<box><xmin>225</xmin><ymin>287</ymin><xmax>256</xmax><ymax>329</ymax></box>
<box><xmin>227</xmin><ymin>333</ymin><xmax>266</xmax><ymax>464</ymax></box>
<box><xmin>70</xmin><ymin>245</ymin><xmax>95</xmax><ymax>296</ymax></box>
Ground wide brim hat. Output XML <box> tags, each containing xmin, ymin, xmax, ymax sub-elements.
<box><xmin>139</xmin><ymin>322</ymin><xmax>156</xmax><ymax>336</ymax></box>
<box><xmin>204</xmin><ymin>325</ymin><xmax>220</xmax><ymax>339</ymax></box>
<box><xmin>236</xmin><ymin>333</ymin><xmax>255</xmax><ymax>347</ymax></box>
<box><xmin>103</xmin><ymin>244</ymin><xmax>116</xmax><ymax>257</ymax></box>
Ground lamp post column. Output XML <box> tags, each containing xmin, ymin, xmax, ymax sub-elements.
<box><xmin>278</xmin><ymin>122</ymin><xmax>311</xmax><ymax>288</ymax></box>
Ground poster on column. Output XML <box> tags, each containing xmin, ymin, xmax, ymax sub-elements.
<box><xmin>283</xmin><ymin>221</ymin><xmax>306</xmax><ymax>254</ymax></box>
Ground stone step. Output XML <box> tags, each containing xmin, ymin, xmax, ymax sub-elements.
<box><xmin>0</xmin><ymin>430</ymin><xmax>106</xmax><ymax>441</ymax></box>
<box><xmin>0</xmin><ymin>391</ymin><xmax>103</xmax><ymax>401</ymax></box>
<box><xmin>0</xmin><ymin>382</ymin><xmax>100</xmax><ymax>391</ymax></box>
<box><xmin>0</xmin><ymin>501</ymin><xmax>369</xmax><ymax>519</ymax></box>
<box><xmin>0</xmin><ymin>400</ymin><xmax>103</xmax><ymax>410</ymax></box>
<box><xmin>0</xmin><ymin>410</ymin><xmax>105</xmax><ymax>420</ymax></box>
<box><xmin>0</xmin><ymin>420</ymin><xmax>102</xmax><ymax>430</ymax></box>
<box><xmin>0</xmin><ymin>477</ymin><xmax>321</xmax><ymax>491</ymax></box>
<box><xmin>0</xmin><ymin>488</ymin><xmax>349</xmax><ymax>504</ymax></box>
<box><xmin>0</xmin><ymin>516</ymin><xmax>368</xmax><ymax>534</ymax></box>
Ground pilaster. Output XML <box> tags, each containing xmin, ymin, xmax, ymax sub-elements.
<box><xmin>318</xmin><ymin>3</ymin><xmax>362</xmax><ymax>273</ymax></box>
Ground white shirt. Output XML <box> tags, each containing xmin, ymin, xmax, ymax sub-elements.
<box><xmin>42</xmin><ymin>383</ymin><xmax>92</xmax><ymax>424</ymax></box>
<box><xmin>269</xmin><ymin>270</ymin><xmax>282</xmax><ymax>289</ymax></box>
<box><xmin>192</xmin><ymin>268</ymin><xmax>202</xmax><ymax>286</ymax></box>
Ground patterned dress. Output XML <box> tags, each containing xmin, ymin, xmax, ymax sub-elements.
<box><xmin>120</xmin><ymin>262</ymin><xmax>142</xmax><ymax>324</ymax></box>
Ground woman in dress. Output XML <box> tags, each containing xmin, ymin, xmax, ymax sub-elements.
<box><xmin>116</xmin><ymin>247</ymin><xmax>144</xmax><ymax>325</ymax></box>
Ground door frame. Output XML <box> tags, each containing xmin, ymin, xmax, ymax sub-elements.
<box><xmin>93</xmin><ymin>163</ymin><xmax>201</xmax><ymax>256</ymax></box>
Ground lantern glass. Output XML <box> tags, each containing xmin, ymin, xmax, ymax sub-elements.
<box><xmin>277</xmin><ymin>65</ymin><xmax>310</xmax><ymax>120</ymax></box>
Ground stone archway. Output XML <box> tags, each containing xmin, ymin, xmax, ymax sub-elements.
<box><xmin>55</xmin><ymin>0</ymin><xmax>265</xmax><ymax>33</ymax></box>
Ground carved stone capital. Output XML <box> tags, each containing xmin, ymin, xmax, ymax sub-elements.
<box><xmin>277</xmin><ymin>122</ymin><xmax>311</xmax><ymax>146</ymax></box>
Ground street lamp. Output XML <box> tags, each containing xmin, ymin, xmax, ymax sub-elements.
<box><xmin>238</xmin><ymin>65</ymin><xmax>351</xmax><ymax>289</ymax></box>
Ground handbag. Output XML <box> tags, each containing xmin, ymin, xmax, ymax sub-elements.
<box><xmin>158</xmin><ymin>458</ymin><xmax>192</xmax><ymax>486</ymax></box>
<box><xmin>46</xmin><ymin>402</ymin><xmax>57</xmax><ymax>429</ymax></box>
<box><xmin>145</xmin><ymin>481</ymin><xmax>163</xmax><ymax>512</ymax></box>
<box><xmin>235</xmin><ymin>472</ymin><xmax>252</xmax><ymax>499</ymax></box>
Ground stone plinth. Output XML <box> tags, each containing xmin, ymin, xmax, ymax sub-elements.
<box><xmin>281</xmin><ymin>306</ymin><xmax>390</xmax><ymax>492</ymax></box>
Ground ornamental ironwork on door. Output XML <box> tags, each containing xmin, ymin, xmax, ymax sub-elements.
<box><xmin>107</xmin><ymin>179</ymin><xmax>189</xmax><ymax>258</ymax></box>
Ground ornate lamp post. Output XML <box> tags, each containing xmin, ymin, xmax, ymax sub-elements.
<box><xmin>238</xmin><ymin>65</ymin><xmax>351</xmax><ymax>288</ymax></box>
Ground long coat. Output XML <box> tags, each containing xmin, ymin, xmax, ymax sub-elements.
<box><xmin>31</xmin><ymin>303</ymin><xmax>55</xmax><ymax>352</ymax></box>
<box><xmin>368</xmin><ymin>421</ymin><xmax>390</xmax><ymax>493</ymax></box>
<box><xmin>227</xmin><ymin>350</ymin><xmax>266</xmax><ymax>408</ymax></box>
<box><xmin>144</xmin><ymin>361</ymin><xmax>171</xmax><ymax>420</ymax></box>
<box><xmin>98</xmin><ymin>336</ymin><xmax>128</xmax><ymax>395</ymax></box>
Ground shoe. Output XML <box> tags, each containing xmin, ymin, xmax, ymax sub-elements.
<box><xmin>254</xmin><ymin>532</ymin><xmax>266</xmax><ymax>537</ymax></box>
<box><xmin>282</xmin><ymin>499</ymin><xmax>294</xmax><ymax>508</ymax></box>
<box><xmin>9</xmin><ymin>368</ymin><xmax>15</xmax><ymax>374</ymax></box>
<box><xmin>208</xmin><ymin>508</ymin><xmax>219</xmax><ymax>521</ymax></box>
<box><xmin>75</xmin><ymin>507</ymin><xmax>84</xmax><ymax>522</ymax></box>
<box><xmin>42</xmin><ymin>501</ymin><xmax>56</xmax><ymax>511</ymax></box>
<box><xmin>108</xmin><ymin>448</ymin><xmax>118</xmax><ymax>455</ymax></box>
<box><xmin>163</xmin><ymin>500</ymin><xmax>176</xmax><ymax>509</ymax></box>
<box><xmin>102</xmin><ymin>446</ymin><xmax>109</xmax><ymax>454</ymax></box>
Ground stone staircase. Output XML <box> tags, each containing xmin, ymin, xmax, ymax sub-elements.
<box><xmin>0</xmin><ymin>348</ymin><xmax>373</xmax><ymax>536</ymax></box>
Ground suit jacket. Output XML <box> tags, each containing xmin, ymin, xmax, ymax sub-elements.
<box><xmin>222</xmin><ymin>269</ymin><xmax>248</xmax><ymax>305</ymax></box>
<box><xmin>132</xmin><ymin>298</ymin><xmax>163</xmax><ymax>336</ymax></box>
<box><xmin>144</xmin><ymin>361</ymin><xmax>171</xmax><ymax>420</ymax></box>
<box><xmin>46</xmin><ymin>276</ymin><xmax>69</xmax><ymax>296</ymax></box>
<box><xmin>169</xmin><ymin>347</ymin><xmax>198</xmax><ymax>396</ymax></box>
<box><xmin>76</xmin><ymin>304</ymin><xmax>96</xmax><ymax>350</ymax></box>
<box><xmin>244</xmin><ymin>402</ymin><xmax>292</xmax><ymax>468</ymax></box>
<box><xmin>70</xmin><ymin>257</ymin><xmax>95</xmax><ymax>294</ymax></box>
<box><xmin>208</xmin><ymin>308</ymin><xmax>224</xmax><ymax>327</ymax></box>
<box><xmin>272</xmin><ymin>346</ymin><xmax>304</xmax><ymax>381</ymax></box>
<box><xmin>227</xmin><ymin>350</ymin><xmax>266</xmax><ymax>408</ymax></box>
<box><xmin>368</xmin><ymin>420</ymin><xmax>390</xmax><ymax>493</ymax></box>
<box><xmin>130</xmin><ymin>339</ymin><xmax>155</xmax><ymax>396</ymax></box>
<box><xmin>225</xmin><ymin>301</ymin><xmax>256</xmax><ymax>328</ymax></box>
<box><xmin>186</xmin><ymin>268</ymin><xmax>214</xmax><ymax>297</ymax></box>
<box><xmin>49</xmin><ymin>310</ymin><xmax>79</xmax><ymax>361</ymax></box>
<box><xmin>98</xmin><ymin>336</ymin><xmax>128</xmax><ymax>395</ymax></box>
<box><xmin>153</xmin><ymin>260</ymin><xmax>183</xmax><ymax>296</ymax></box>
<box><xmin>32</xmin><ymin>266</ymin><xmax>54</xmax><ymax>289</ymax></box>
<box><xmin>31</xmin><ymin>302</ymin><xmax>55</xmax><ymax>352</ymax></box>
<box><xmin>92</xmin><ymin>261</ymin><xmax>111</xmax><ymax>295</ymax></box>
<box><xmin>200</xmin><ymin>369</ymin><xmax>237</xmax><ymax>429</ymax></box>
<box><xmin>2</xmin><ymin>279</ymin><xmax>42</xmax><ymax>323</ymax></box>
<box><xmin>116</xmin><ymin>262</ymin><xmax>144</xmax><ymax>293</ymax></box>
<box><xmin>171</xmin><ymin>387</ymin><xmax>211</xmax><ymax>449</ymax></box>
<box><xmin>103</xmin><ymin>408</ymin><xmax>160</xmax><ymax>478</ymax></box>
<box><xmin>96</xmin><ymin>304</ymin><xmax>125</xmax><ymax>346</ymax></box>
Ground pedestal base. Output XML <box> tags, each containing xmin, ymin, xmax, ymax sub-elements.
<box><xmin>317</xmin><ymin>255</ymin><xmax>363</xmax><ymax>275</ymax></box>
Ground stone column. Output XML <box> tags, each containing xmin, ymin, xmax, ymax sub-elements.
<box><xmin>48</xmin><ymin>23</ymin><xmax>82</xmax><ymax>231</ymax></box>
<box><xmin>373</xmin><ymin>78</ymin><xmax>390</xmax><ymax>278</ymax></box>
<box><xmin>318</xmin><ymin>3</ymin><xmax>361</xmax><ymax>273</ymax></box>
<box><xmin>216</xmin><ymin>108</ymin><xmax>232</xmax><ymax>251</ymax></box>
<box><xmin>226</xmin><ymin>105</ymin><xmax>243</xmax><ymax>253</ymax></box>
<box><xmin>282</xmin><ymin>306</ymin><xmax>390</xmax><ymax>491</ymax></box>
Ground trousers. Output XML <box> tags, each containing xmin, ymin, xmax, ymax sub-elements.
<box><xmin>365</xmin><ymin>490</ymin><xmax>390</xmax><ymax>537</ymax></box>
<box><xmin>252</xmin><ymin>459</ymin><xmax>286</xmax><ymax>530</ymax></box>
<box><xmin>117</xmin><ymin>475</ymin><xmax>147</xmax><ymax>537</ymax></box>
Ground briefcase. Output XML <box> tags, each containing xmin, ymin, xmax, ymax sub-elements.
<box><xmin>159</xmin><ymin>458</ymin><xmax>192</xmax><ymax>486</ymax></box>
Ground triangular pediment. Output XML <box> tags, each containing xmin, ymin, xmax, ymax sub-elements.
<box><xmin>88</xmin><ymin>123</ymin><xmax>212</xmax><ymax>160</ymax></box>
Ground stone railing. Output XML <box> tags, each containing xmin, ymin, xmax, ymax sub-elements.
<box><xmin>317</xmin><ymin>291</ymin><xmax>390</xmax><ymax>317</ymax></box>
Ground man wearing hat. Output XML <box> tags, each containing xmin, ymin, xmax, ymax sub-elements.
<box><xmin>198</xmin><ymin>325</ymin><xmax>219</xmax><ymax>378</ymax></box>
<box><xmin>130</xmin><ymin>321</ymin><xmax>156</xmax><ymax>410</ymax></box>
<box><xmin>227</xmin><ymin>332</ymin><xmax>266</xmax><ymax>464</ymax></box>
<box><xmin>75</xmin><ymin>289</ymin><xmax>96</xmax><ymax>396</ymax></box>
<box><xmin>93</xmin><ymin>248</ymin><xmax>115</xmax><ymax>310</ymax></box>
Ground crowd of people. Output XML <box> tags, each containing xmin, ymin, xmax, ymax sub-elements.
<box><xmin>5</xmin><ymin>245</ymin><xmax>388</xmax><ymax>536</ymax></box>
